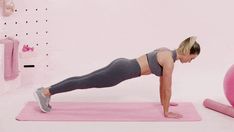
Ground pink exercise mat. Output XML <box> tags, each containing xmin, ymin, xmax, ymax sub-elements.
<box><xmin>16</xmin><ymin>102</ymin><xmax>201</xmax><ymax>121</ymax></box>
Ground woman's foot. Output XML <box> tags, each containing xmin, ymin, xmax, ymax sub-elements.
<box><xmin>33</xmin><ymin>87</ymin><xmax>52</xmax><ymax>112</ymax></box>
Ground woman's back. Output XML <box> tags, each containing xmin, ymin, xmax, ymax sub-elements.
<box><xmin>136</xmin><ymin>48</ymin><xmax>176</xmax><ymax>76</ymax></box>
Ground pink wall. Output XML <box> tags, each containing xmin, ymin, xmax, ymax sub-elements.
<box><xmin>1</xmin><ymin>0</ymin><xmax>234</xmax><ymax>100</ymax></box>
<box><xmin>0</xmin><ymin>0</ymin><xmax>50</xmax><ymax>94</ymax></box>
<box><xmin>48</xmin><ymin>0</ymin><xmax>234</xmax><ymax>100</ymax></box>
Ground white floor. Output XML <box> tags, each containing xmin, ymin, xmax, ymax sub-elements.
<box><xmin>0</xmin><ymin>86</ymin><xmax>234</xmax><ymax>132</ymax></box>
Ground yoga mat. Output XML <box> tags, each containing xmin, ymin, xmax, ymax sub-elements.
<box><xmin>16</xmin><ymin>102</ymin><xmax>201</xmax><ymax>121</ymax></box>
<box><xmin>203</xmin><ymin>98</ymin><xmax>234</xmax><ymax>118</ymax></box>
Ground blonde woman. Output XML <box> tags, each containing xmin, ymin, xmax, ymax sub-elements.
<box><xmin>34</xmin><ymin>36</ymin><xmax>200</xmax><ymax>119</ymax></box>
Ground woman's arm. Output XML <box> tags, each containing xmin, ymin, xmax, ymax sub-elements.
<box><xmin>159</xmin><ymin>77</ymin><xmax>164</xmax><ymax>105</ymax></box>
<box><xmin>160</xmin><ymin>77</ymin><xmax>178</xmax><ymax>106</ymax></box>
<box><xmin>158</xmin><ymin>51</ymin><xmax>182</xmax><ymax>119</ymax></box>
<box><xmin>161</xmin><ymin>61</ymin><xmax>173</xmax><ymax>115</ymax></box>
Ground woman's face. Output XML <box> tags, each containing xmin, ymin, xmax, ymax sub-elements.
<box><xmin>180</xmin><ymin>54</ymin><xmax>198</xmax><ymax>63</ymax></box>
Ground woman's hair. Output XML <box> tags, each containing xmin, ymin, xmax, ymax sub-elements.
<box><xmin>177</xmin><ymin>36</ymin><xmax>200</xmax><ymax>55</ymax></box>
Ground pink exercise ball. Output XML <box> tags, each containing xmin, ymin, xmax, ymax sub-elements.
<box><xmin>223</xmin><ymin>64</ymin><xmax>234</xmax><ymax>107</ymax></box>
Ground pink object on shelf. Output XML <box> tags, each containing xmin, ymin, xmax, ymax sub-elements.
<box><xmin>223</xmin><ymin>64</ymin><xmax>234</xmax><ymax>107</ymax></box>
<box><xmin>16</xmin><ymin>102</ymin><xmax>201</xmax><ymax>121</ymax></box>
<box><xmin>22</xmin><ymin>44</ymin><xmax>34</xmax><ymax>52</ymax></box>
<box><xmin>203</xmin><ymin>98</ymin><xmax>234</xmax><ymax>118</ymax></box>
<box><xmin>0</xmin><ymin>37</ymin><xmax>19</xmax><ymax>81</ymax></box>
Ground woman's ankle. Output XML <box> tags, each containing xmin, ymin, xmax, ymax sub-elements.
<box><xmin>43</xmin><ymin>87</ymin><xmax>51</xmax><ymax>97</ymax></box>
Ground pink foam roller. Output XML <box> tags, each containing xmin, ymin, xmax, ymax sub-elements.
<box><xmin>203</xmin><ymin>98</ymin><xmax>234</xmax><ymax>118</ymax></box>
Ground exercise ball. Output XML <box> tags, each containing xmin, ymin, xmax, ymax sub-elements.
<box><xmin>224</xmin><ymin>64</ymin><xmax>234</xmax><ymax>107</ymax></box>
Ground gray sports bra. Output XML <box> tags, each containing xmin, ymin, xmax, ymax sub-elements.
<box><xmin>146</xmin><ymin>48</ymin><xmax>177</xmax><ymax>76</ymax></box>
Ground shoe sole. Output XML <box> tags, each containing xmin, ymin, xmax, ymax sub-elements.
<box><xmin>33</xmin><ymin>90</ymin><xmax>48</xmax><ymax>113</ymax></box>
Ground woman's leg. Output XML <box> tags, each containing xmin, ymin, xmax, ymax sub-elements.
<box><xmin>34</xmin><ymin>58</ymin><xmax>141</xmax><ymax>112</ymax></box>
<box><xmin>48</xmin><ymin>58</ymin><xmax>141</xmax><ymax>95</ymax></box>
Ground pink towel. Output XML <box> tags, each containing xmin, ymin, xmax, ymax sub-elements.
<box><xmin>0</xmin><ymin>37</ymin><xmax>19</xmax><ymax>81</ymax></box>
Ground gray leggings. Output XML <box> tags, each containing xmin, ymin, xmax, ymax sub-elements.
<box><xmin>49</xmin><ymin>58</ymin><xmax>141</xmax><ymax>95</ymax></box>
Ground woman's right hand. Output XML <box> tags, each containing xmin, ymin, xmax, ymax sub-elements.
<box><xmin>164</xmin><ymin>112</ymin><xmax>183</xmax><ymax>119</ymax></box>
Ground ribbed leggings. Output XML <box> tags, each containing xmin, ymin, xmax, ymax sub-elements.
<box><xmin>49</xmin><ymin>58</ymin><xmax>141</xmax><ymax>95</ymax></box>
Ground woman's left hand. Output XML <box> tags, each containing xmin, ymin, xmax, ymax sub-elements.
<box><xmin>170</xmin><ymin>102</ymin><xmax>178</xmax><ymax>106</ymax></box>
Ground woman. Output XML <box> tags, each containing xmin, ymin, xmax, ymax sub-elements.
<box><xmin>34</xmin><ymin>36</ymin><xmax>200</xmax><ymax>119</ymax></box>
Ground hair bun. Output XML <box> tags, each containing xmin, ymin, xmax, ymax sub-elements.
<box><xmin>189</xmin><ymin>36</ymin><xmax>197</xmax><ymax>45</ymax></box>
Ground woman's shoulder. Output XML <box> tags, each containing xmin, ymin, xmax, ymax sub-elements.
<box><xmin>157</xmin><ymin>48</ymin><xmax>174</xmax><ymax>64</ymax></box>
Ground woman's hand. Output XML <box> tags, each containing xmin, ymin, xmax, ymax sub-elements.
<box><xmin>170</xmin><ymin>102</ymin><xmax>178</xmax><ymax>106</ymax></box>
<box><xmin>161</xmin><ymin>102</ymin><xmax>178</xmax><ymax>106</ymax></box>
<box><xmin>164</xmin><ymin>112</ymin><xmax>183</xmax><ymax>119</ymax></box>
